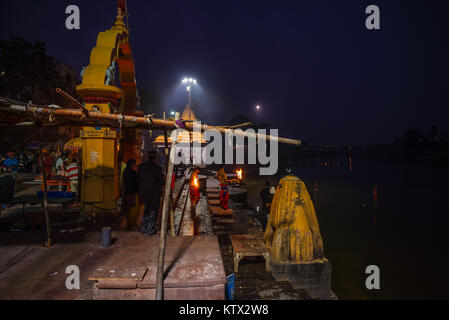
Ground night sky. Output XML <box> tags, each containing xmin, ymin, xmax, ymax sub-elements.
<box><xmin>1</xmin><ymin>0</ymin><xmax>448</xmax><ymax>146</ymax></box>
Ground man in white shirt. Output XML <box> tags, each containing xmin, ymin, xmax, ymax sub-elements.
<box><xmin>66</xmin><ymin>158</ymin><xmax>79</xmax><ymax>194</ymax></box>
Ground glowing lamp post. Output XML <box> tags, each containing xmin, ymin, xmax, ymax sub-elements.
<box><xmin>181</xmin><ymin>77</ymin><xmax>197</xmax><ymax>117</ymax></box>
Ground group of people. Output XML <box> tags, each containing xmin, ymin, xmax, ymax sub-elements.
<box><xmin>0</xmin><ymin>149</ymin><xmax>80</xmax><ymax>193</ymax></box>
<box><xmin>121</xmin><ymin>150</ymin><xmax>164</xmax><ymax>236</ymax></box>
<box><xmin>217</xmin><ymin>165</ymin><xmax>275</xmax><ymax>230</ymax></box>
<box><xmin>121</xmin><ymin>153</ymin><xmax>277</xmax><ymax>235</ymax></box>
<box><xmin>37</xmin><ymin>150</ymin><xmax>80</xmax><ymax>194</ymax></box>
<box><xmin>1</xmin><ymin>151</ymin><xmax>39</xmax><ymax>174</ymax></box>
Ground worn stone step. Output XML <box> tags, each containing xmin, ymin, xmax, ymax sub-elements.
<box><xmin>211</xmin><ymin>206</ymin><xmax>233</xmax><ymax>217</ymax></box>
<box><xmin>208</xmin><ymin>199</ymin><xmax>220</xmax><ymax>206</ymax></box>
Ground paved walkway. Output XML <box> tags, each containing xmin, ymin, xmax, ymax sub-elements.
<box><xmin>205</xmin><ymin>172</ymin><xmax>310</xmax><ymax>300</ymax></box>
<box><xmin>0</xmin><ymin>169</ymin><xmax>310</xmax><ymax>300</ymax></box>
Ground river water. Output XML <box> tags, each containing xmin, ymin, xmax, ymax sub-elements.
<box><xmin>246</xmin><ymin>155</ymin><xmax>449</xmax><ymax>299</ymax></box>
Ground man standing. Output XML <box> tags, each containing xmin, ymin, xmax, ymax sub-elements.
<box><xmin>217</xmin><ymin>166</ymin><xmax>229</xmax><ymax>209</ymax></box>
<box><xmin>122</xmin><ymin>158</ymin><xmax>140</xmax><ymax>228</ymax></box>
<box><xmin>55</xmin><ymin>153</ymin><xmax>65</xmax><ymax>176</ymax></box>
<box><xmin>138</xmin><ymin>150</ymin><xmax>164</xmax><ymax>236</ymax></box>
<box><xmin>42</xmin><ymin>150</ymin><xmax>53</xmax><ymax>179</ymax></box>
<box><xmin>259</xmin><ymin>180</ymin><xmax>275</xmax><ymax>230</ymax></box>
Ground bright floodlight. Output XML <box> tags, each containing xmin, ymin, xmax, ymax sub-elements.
<box><xmin>256</xmin><ymin>105</ymin><xmax>261</xmax><ymax>110</ymax></box>
<box><xmin>193</xmin><ymin>79</ymin><xmax>197</xmax><ymax>85</ymax></box>
<box><xmin>170</xmin><ymin>111</ymin><xmax>175</xmax><ymax>115</ymax></box>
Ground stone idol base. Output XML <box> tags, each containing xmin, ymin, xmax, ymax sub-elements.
<box><xmin>270</xmin><ymin>257</ymin><xmax>337</xmax><ymax>300</ymax></box>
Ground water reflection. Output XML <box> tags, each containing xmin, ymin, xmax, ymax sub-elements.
<box><xmin>290</xmin><ymin>154</ymin><xmax>449</xmax><ymax>299</ymax></box>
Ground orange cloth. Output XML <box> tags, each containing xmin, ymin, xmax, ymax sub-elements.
<box><xmin>219</xmin><ymin>184</ymin><xmax>229</xmax><ymax>209</ymax></box>
<box><xmin>217</xmin><ymin>168</ymin><xmax>227</xmax><ymax>185</ymax></box>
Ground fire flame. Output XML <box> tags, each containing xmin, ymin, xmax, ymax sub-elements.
<box><xmin>193</xmin><ymin>176</ymin><xmax>199</xmax><ymax>188</ymax></box>
<box><xmin>236</xmin><ymin>169</ymin><xmax>242</xmax><ymax>180</ymax></box>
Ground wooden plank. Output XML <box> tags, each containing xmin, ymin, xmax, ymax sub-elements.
<box><xmin>230</xmin><ymin>234</ymin><xmax>268</xmax><ymax>255</ymax></box>
<box><xmin>97</xmin><ymin>279</ymin><xmax>138</xmax><ymax>289</ymax></box>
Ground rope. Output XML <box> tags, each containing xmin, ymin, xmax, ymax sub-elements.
<box><xmin>144</xmin><ymin>114</ymin><xmax>153</xmax><ymax>127</ymax></box>
<box><xmin>117</xmin><ymin>113</ymin><xmax>124</xmax><ymax>140</ymax></box>
<box><xmin>174</xmin><ymin>119</ymin><xmax>185</xmax><ymax>129</ymax></box>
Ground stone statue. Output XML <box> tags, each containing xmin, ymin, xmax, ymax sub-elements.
<box><xmin>105</xmin><ymin>63</ymin><xmax>116</xmax><ymax>85</ymax></box>
<box><xmin>80</xmin><ymin>66</ymin><xmax>86</xmax><ymax>81</ymax></box>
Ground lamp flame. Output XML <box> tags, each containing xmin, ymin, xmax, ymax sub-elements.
<box><xmin>236</xmin><ymin>169</ymin><xmax>242</xmax><ymax>180</ymax></box>
<box><xmin>193</xmin><ymin>176</ymin><xmax>199</xmax><ymax>188</ymax></box>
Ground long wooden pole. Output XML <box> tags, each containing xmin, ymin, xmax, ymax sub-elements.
<box><xmin>55</xmin><ymin>88</ymin><xmax>89</xmax><ymax>115</ymax></box>
<box><xmin>38</xmin><ymin>131</ymin><xmax>51</xmax><ymax>248</ymax></box>
<box><xmin>163</xmin><ymin>130</ymin><xmax>176</xmax><ymax>237</ymax></box>
<box><xmin>155</xmin><ymin>142</ymin><xmax>176</xmax><ymax>300</ymax></box>
<box><xmin>0</xmin><ymin>103</ymin><xmax>301</xmax><ymax>146</ymax></box>
<box><xmin>40</xmin><ymin>157</ymin><xmax>51</xmax><ymax>248</ymax></box>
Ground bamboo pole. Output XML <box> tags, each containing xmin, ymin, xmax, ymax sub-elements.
<box><xmin>163</xmin><ymin>129</ymin><xmax>175</xmax><ymax>236</ymax></box>
<box><xmin>38</xmin><ymin>132</ymin><xmax>51</xmax><ymax>248</ymax></box>
<box><xmin>155</xmin><ymin>142</ymin><xmax>176</xmax><ymax>300</ymax></box>
<box><xmin>226</xmin><ymin>122</ymin><xmax>253</xmax><ymax>129</ymax></box>
<box><xmin>0</xmin><ymin>103</ymin><xmax>301</xmax><ymax>146</ymax></box>
<box><xmin>55</xmin><ymin>88</ymin><xmax>89</xmax><ymax>115</ymax></box>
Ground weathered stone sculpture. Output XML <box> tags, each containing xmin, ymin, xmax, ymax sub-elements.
<box><xmin>264</xmin><ymin>175</ymin><xmax>335</xmax><ymax>299</ymax></box>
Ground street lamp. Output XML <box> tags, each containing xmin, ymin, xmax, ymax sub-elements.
<box><xmin>181</xmin><ymin>77</ymin><xmax>197</xmax><ymax>119</ymax></box>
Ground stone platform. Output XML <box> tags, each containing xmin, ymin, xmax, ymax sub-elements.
<box><xmin>230</xmin><ymin>233</ymin><xmax>270</xmax><ymax>273</ymax></box>
<box><xmin>90</xmin><ymin>234</ymin><xmax>226</xmax><ymax>300</ymax></box>
<box><xmin>269</xmin><ymin>258</ymin><xmax>335</xmax><ymax>299</ymax></box>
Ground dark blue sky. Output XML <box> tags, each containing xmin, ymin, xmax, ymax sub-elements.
<box><xmin>1</xmin><ymin>0</ymin><xmax>448</xmax><ymax>145</ymax></box>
